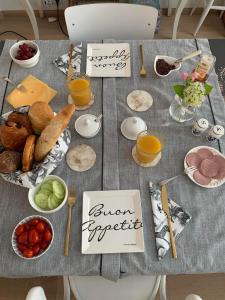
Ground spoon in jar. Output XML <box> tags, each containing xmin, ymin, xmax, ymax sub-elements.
<box><xmin>174</xmin><ymin>50</ymin><xmax>202</xmax><ymax>67</ymax></box>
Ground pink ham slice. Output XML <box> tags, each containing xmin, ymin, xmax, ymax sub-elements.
<box><xmin>186</xmin><ymin>153</ymin><xmax>202</xmax><ymax>168</ymax></box>
<box><xmin>193</xmin><ymin>170</ymin><xmax>211</xmax><ymax>185</ymax></box>
<box><xmin>212</xmin><ymin>155</ymin><xmax>225</xmax><ymax>180</ymax></box>
<box><xmin>199</xmin><ymin>158</ymin><xmax>219</xmax><ymax>177</ymax></box>
<box><xmin>197</xmin><ymin>148</ymin><xmax>214</xmax><ymax>160</ymax></box>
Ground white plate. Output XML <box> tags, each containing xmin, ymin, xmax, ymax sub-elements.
<box><xmin>86</xmin><ymin>43</ymin><xmax>131</xmax><ymax>77</ymax></box>
<box><xmin>82</xmin><ymin>190</ymin><xmax>144</xmax><ymax>254</ymax></box>
<box><xmin>184</xmin><ymin>146</ymin><xmax>225</xmax><ymax>188</ymax></box>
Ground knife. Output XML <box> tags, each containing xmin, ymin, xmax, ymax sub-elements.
<box><xmin>161</xmin><ymin>184</ymin><xmax>177</xmax><ymax>259</ymax></box>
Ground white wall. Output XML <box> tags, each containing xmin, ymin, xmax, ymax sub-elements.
<box><xmin>0</xmin><ymin>0</ymin><xmax>223</xmax><ymax>10</ymax></box>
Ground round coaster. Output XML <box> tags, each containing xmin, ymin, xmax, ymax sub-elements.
<box><xmin>127</xmin><ymin>90</ymin><xmax>153</xmax><ymax>112</ymax></box>
<box><xmin>66</xmin><ymin>144</ymin><xmax>96</xmax><ymax>172</ymax></box>
<box><xmin>132</xmin><ymin>145</ymin><xmax>161</xmax><ymax>167</ymax></box>
<box><xmin>68</xmin><ymin>94</ymin><xmax>94</xmax><ymax>110</ymax></box>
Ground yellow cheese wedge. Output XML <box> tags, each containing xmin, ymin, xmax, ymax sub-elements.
<box><xmin>6</xmin><ymin>75</ymin><xmax>57</xmax><ymax>108</ymax></box>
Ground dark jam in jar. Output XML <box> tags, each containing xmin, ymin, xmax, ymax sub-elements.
<box><xmin>156</xmin><ymin>59</ymin><xmax>175</xmax><ymax>75</ymax></box>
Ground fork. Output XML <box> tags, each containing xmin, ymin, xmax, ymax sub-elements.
<box><xmin>159</xmin><ymin>166</ymin><xmax>197</xmax><ymax>186</ymax></box>
<box><xmin>139</xmin><ymin>45</ymin><xmax>147</xmax><ymax>77</ymax></box>
<box><xmin>64</xmin><ymin>191</ymin><xmax>76</xmax><ymax>256</ymax></box>
<box><xmin>0</xmin><ymin>76</ymin><xmax>26</xmax><ymax>92</ymax></box>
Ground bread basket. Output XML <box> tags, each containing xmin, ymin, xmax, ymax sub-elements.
<box><xmin>0</xmin><ymin>106</ymin><xmax>71</xmax><ymax>188</ymax></box>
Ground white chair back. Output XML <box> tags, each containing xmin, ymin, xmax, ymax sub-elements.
<box><xmin>65</xmin><ymin>3</ymin><xmax>158</xmax><ymax>42</ymax></box>
<box><xmin>185</xmin><ymin>295</ymin><xmax>203</xmax><ymax>300</ymax></box>
<box><xmin>26</xmin><ymin>286</ymin><xmax>47</xmax><ymax>300</ymax></box>
<box><xmin>68</xmin><ymin>275</ymin><xmax>161</xmax><ymax>300</ymax></box>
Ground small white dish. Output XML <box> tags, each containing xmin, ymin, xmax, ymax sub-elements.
<box><xmin>28</xmin><ymin>175</ymin><xmax>68</xmax><ymax>214</ymax></box>
<box><xmin>121</xmin><ymin>117</ymin><xmax>147</xmax><ymax>140</ymax></box>
<box><xmin>66</xmin><ymin>144</ymin><xmax>96</xmax><ymax>172</ymax></box>
<box><xmin>154</xmin><ymin>55</ymin><xmax>181</xmax><ymax>78</ymax></box>
<box><xmin>75</xmin><ymin>114</ymin><xmax>101</xmax><ymax>138</ymax></box>
<box><xmin>12</xmin><ymin>215</ymin><xmax>54</xmax><ymax>260</ymax></box>
<box><xmin>127</xmin><ymin>90</ymin><xmax>153</xmax><ymax>112</ymax></box>
<box><xmin>184</xmin><ymin>146</ymin><xmax>225</xmax><ymax>189</ymax></box>
<box><xmin>10</xmin><ymin>40</ymin><xmax>40</xmax><ymax>68</ymax></box>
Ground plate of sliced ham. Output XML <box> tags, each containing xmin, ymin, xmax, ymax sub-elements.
<box><xmin>184</xmin><ymin>146</ymin><xmax>225</xmax><ymax>188</ymax></box>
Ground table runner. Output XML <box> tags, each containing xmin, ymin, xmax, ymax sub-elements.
<box><xmin>0</xmin><ymin>41</ymin><xmax>102</xmax><ymax>278</ymax></box>
<box><xmin>0</xmin><ymin>39</ymin><xmax>225</xmax><ymax>281</ymax></box>
<box><xmin>102</xmin><ymin>39</ymin><xmax>225</xmax><ymax>279</ymax></box>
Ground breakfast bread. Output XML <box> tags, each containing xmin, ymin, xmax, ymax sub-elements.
<box><xmin>22</xmin><ymin>135</ymin><xmax>36</xmax><ymax>172</ymax></box>
<box><xmin>0</xmin><ymin>123</ymin><xmax>29</xmax><ymax>152</ymax></box>
<box><xmin>28</xmin><ymin>101</ymin><xmax>54</xmax><ymax>134</ymax></box>
<box><xmin>34</xmin><ymin>104</ymin><xmax>75</xmax><ymax>161</ymax></box>
<box><xmin>0</xmin><ymin>150</ymin><xmax>21</xmax><ymax>174</ymax></box>
<box><xmin>7</xmin><ymin>112</ymin><xmax>33</xmax><ymax>135</ymax></box>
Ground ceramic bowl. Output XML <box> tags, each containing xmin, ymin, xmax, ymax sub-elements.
<box><xmin>28</xmin><ymin>175</ymin><xmax>68</xmax><ymax>214</ymax></box>
<box><xmin>9</xmin><ymin>40</ymin><xmax>40</xmax><ymax>68</ymax></box>
<box><xmin>154</xmin><ymin>55</ymin><xmax>181</xmax><ymax>78</ymax></box>
<box><xmin>12</xmin><ymin>215</ymin><xmax>54</xmax><ymax>260</ymax></box>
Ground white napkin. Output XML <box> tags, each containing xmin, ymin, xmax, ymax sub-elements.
<box><xmin>149</xmin><ymin>181</ymin><xmax>192</xmax><ymax>260</ymax></box>
<box><xmin>53</xmin><ymin>43</ymin><xmax>82</xmax><ymax>75</ymax></box>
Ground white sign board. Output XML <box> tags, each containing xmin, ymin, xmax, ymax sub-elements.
<box><xmin>82</xmin><ymin>190</ymin><xmax>144</xmax><ymax>254</ymax></box>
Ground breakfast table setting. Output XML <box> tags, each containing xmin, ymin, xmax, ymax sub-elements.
<box><xmin>0</xmin><ymin>37</ymin><xmax>225</xmax><ymax>282</ymax></box>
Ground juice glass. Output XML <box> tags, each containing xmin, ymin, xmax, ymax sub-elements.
<box><xmin>135</xmin><ymin>130</ymin><xmax>164</xmax><ymax>164</ymax></box>
<box><xmin>68</xmin><ymin>75</ymin><xmax>92</xmax><ymax>108</ymax></box>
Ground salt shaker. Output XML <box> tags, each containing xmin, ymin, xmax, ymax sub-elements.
<box><xmin>206</xmin><ymin>125</ymin><xmax>224</xmax><ymax>142</ymax></box>
<box><xmin>192</xmin><ymin>118</ymin><xmax>209</xmax><ymax>136</ymax></box>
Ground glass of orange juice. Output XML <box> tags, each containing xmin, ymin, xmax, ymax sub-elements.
<box><xmin>68</xmin><ymin>75</ymin><xmax>93</xmax><ymax>109</ymax></box>
<box><xmin>134</xmin><ymin>130</ymin><xmax>164</xmax><ymax>165</ymax></box>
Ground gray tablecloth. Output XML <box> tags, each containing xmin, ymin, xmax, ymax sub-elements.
<box><xmin>0</xmin><ymin>39</ymin><xmax>225</xmax><ymax>281</ymax></box>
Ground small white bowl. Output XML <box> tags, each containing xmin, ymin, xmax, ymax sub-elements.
<box><xmin>9</xmin><ymin>40</ymin><xmax>40</xmax><ymax>68</ymax></box>
<box><xmin>28</xmin><ymin>175</ymin><xmax>68</xmax><ymax>214</ymax></box>
<box><xmin>12</xmin><ymin>215</ymin><xmax>54</xmax><ymax>260</ymax></box>
<box><xmin>154</xmin><ymin>55</ymin><xmax>181</xmax><ymax>78</ymax></box>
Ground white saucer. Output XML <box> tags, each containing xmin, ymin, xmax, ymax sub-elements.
<box><xmin>68</xmin><ymin>94</ymin><xmax>94</xmax><ymax>110</ymax></box>
<box><xmin>66</xmin><ymin>144</ymin><xmax>96</xmax><ymax>172</ymax></box>
<box><xmin>127</xmin><ymin>90</ymin><xmax>153</xmax><ymax>112</ymax></box>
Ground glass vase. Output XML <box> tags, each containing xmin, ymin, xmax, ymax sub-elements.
<box><xmin>169</xmin><ymin>95</ymin><xmax>196</xmax><ymax>123</ymax></box>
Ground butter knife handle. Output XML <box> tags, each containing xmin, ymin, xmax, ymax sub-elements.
<box><xmin>64</xmin><ymin>205</ymin><xmax>72</xmax><ymax>256</ymax></box>
<box><xmin>167</xmin><ymin>216</ymin><xmax>177</xmax><ymax>259</ymax></box>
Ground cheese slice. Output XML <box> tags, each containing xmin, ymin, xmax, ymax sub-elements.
<box><xmin>6</xmin><ymin>75</ymin><xmax>57</xmax><ymax>108</ymax></box>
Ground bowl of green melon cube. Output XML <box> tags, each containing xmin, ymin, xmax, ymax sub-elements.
<box><xmin>28</xmin><ymin>175</ymin><xmax>68</xmax><ymax>213</ymax></box>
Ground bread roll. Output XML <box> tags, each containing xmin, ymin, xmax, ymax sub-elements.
<box><xmin>34</xmin><ymin>104</ymin><xmax>75</xmax><ymax>161</ymax></box>
<box><xmin>8</xmin><ymin>112</ymin><xmax>33</xmax><ymax>135</ymax></box>
<box><xmin>0</xmin><ymin>151</ymin><xmax>21</xmax><ymax>174</ymax></box>
<box><xmin>28</xmin><ymin>101</ymin><xmax>54</xmax><ymax>134</ymax></box>
<box><xmin>0</xmin><ymin>123</ymin><xmax>29</xmax><ymax>152</ymax></box>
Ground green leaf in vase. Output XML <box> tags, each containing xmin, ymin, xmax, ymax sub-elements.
<box><xmin>204</xmin><ymin>83</ymin><xmax>213</xmax><ymax>95</ymax></box>
<box><xmin>173</xmin><ymin>85</ymin><xmax>185</xmax><ymax>98</ymax></box>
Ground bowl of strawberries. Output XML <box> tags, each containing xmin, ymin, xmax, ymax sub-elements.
<box><xmin>10</xmin><ymin>41</ymin><xmax>40</xmax><ymax>68</ymax></box>
<box><xmin>12</xmin><ymin>215</ymin><xmax>54</xmax><ymax>259</ymax></box>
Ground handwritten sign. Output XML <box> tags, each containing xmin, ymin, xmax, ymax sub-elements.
<box><xmin>86</xmin><ymin>43</ymin><xmax>131</xmax><ymax>77</ymax></box>
<box><xmin>82</xmin><ymin>190</ymin><xmax>144</xmax><ymax>254</ymax></box>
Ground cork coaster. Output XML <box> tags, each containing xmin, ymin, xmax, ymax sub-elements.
<box><xmin>132</xmin><ymin>145</ymin><xmax>161</xmax><ymax>167</ymax></box>
<box><xmin>127</xmin><ymin>90</ymin><xmax>153</xmax><ymax>112</ymax></box>
<box><xmin>68</xmin><ymin>93</ymin><xmax>94</xmax><ymax>110</ymax></box>
<box><xmin>66</xmin><ymin>144</ymin><xmax>96</xmax><ymax>172</ymax></box>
